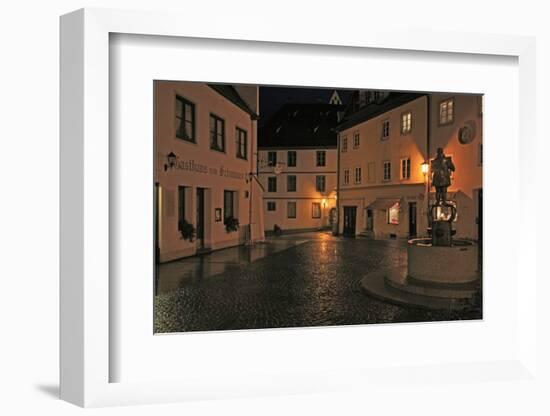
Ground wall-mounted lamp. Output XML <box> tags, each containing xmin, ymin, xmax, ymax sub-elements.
<box><xmin>321</xmin><ymin>198</ymin><xmax>327</xmax><ymax>207</ymax></box>
<box><xmin>164</xmin><ymin>151</ymin><xmax>177</xmax><ymax>171</ymax></box>
<box><xmin>421</xmin><ymin>161</ymin><xmax>429</xmax><ymax>175</ymax></box>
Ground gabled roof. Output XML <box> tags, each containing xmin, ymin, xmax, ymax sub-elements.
<box><xmin>335</xmin><ymin>91</ymin><xmax>426</xmax><ymax>132</ymax></box>
<box><xmin>208</xmin><ymin>84</ymin><xmax>258</xmax><ymax>119</ymax></box>
<box><xmin>258</xmin><ymin>102</ymin><xmax>345</xmax><ymax>148</ymax></box>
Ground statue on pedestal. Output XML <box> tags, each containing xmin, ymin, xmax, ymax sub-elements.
<box><xmin>431</xmin><ymin>147</ymin><xmax>455</xmax><ymax>205</ymax></box>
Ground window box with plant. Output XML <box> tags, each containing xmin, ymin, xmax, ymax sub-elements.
<box><xmin>178</xmin><ymin>219</ymin><xmax>196</xmax><ymax>242</ymax></box>
<box><xmin>224</xmin><ymin>216</ymin><xmax>240</xmax><ymax>233</ymax></box>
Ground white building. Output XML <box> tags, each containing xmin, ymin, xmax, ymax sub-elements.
<box><xmin>258</xmin><ymin>103</ymin><xmax>343</xmax><ymax>233</ymax></box>
<box><xmin>154</xmin><ymin>82</ymin><xmax>265</xmax><ymax>262</ymax></box>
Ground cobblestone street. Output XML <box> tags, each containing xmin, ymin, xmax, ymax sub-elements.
<box><xmin>155</xmin><ymin>232</ymin><xmax>481</xmax><ymax>333</ymax></box>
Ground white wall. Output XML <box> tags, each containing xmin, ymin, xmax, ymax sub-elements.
<box><xmin>1</xmin><ymin>1</ymin><xmax>548</xmax><ymax>416</ymax></box>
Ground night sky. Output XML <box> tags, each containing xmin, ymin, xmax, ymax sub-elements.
<box><xmin>258</xmin><ymin>86</ymin><xmax>352</xmax><ymax>127</ymax></box>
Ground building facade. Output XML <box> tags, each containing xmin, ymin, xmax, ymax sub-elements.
<box><xmin>155</xmin><ymin>82</ymin><xmax>265</xmax><ymax>262</ymax></box>
<box><xmin>258</xmin><ymin>103</ymin><xmax>343</xmax><ymax>233</ymax></box>
<box><xmin>335</xmin><ymin>90</ymin><xmax>482</xmax><ymax>241</ymax></box>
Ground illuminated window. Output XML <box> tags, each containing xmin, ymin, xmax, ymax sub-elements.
<box><xmin>175</xmin><ymin>95</ymin><xmax>195</xmax><ymax>142</ymax></box>
<box><xmin>381</xmin><ymin>120</ymin><xmax>390</xmax><ymax>140</ymax></box>
<box><xmin>400</xmin><ymin>158</ymin><xmax>411</xmax><ymax>180</ymax></box>
<box><xmin>209</xmin><ymin>114</ymin><xmax>225</xmax><ymax>152</ymax></box>
<box><xmin>401</xmin><ymin>111</ymin><xmax>412</xmax><ymax>134</ymax></box>
<box><xmin>287</xmin><ymin>201</ymin><xmax>297</xmax><ymax>219</ymax></box>
<box><xmin>355</xmin><ymin>167</ymin><xmax>362</xmax><ymax>184</ymax></box>
<box><xmin>342</xmin><ymin>136</ymin><xmax>348</xmax><ymax>152</ymax></box>
<box><xmin>312</xmin><ymin>203</ymin><xmax>321</xmax><ymax>218</ymax></box>
<box><xmin>439</xmin><ymin>98</ymin><xmax>454</xmax><ymax>125</ymax></box>
<box><xmin>383</xmin><ymin>161</ymin><xmax>391</xmax><ymax>181</ymax></box>
<box><xmin>316</xmin><ymin>151</ymin><xmax>326</xmax><ymax>167</ymax></box>
<box><xmin>353</xmin><ymin>132</ymin><xmax>360</xmax><ymax>148</ymax></box>
<box><xmin>343</xmin><ymin>169</ymin><xmax>350</xmax><ymax>185</ymax></box>
<box><xmin>388</xmin><ymin>203</ymin><xmax>400</xmax><ymax>225</ymax></box>
<box><xmin>267</xmin><ymin>201</ymin><xmax>276</xmax><ymax>211</ymax></box>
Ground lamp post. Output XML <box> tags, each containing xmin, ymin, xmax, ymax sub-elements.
<box><xmin>421</xmin><ymin>161</ymin><xmax>430</xmax><ymax>233</ymax></box>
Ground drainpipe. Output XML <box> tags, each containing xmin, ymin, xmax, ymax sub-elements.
<box><xmin>248</xmin><ymin>115</ymin><xmax>254</xmax><ymax>245</ymax></box>
<box><xmin>426</xmin><ymin>95</ymin><xmax>431</xmax><ymax>229</ymax></box>
<box><xmin>335</xmin><ymin>130</ymin><xmax>341</xmax><ymax>236</ymax></box>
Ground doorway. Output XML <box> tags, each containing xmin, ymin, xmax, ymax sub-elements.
<box><xmin>408</xmin><ymin>202</ymin><xmax>417</xmax><ymax>237</ymax></box>
<box><xmin>343</xmin><ymin>206</ymin><xmax>357</xmax><ymax>237</ymax></box>
<box><xmin>366</xmin><ymin>209</ymin><xmax>373</xmax><ymax>231</ymax></box>
<box><xmin>196</xmin><ymin>188</ymin><xmax>205</xmax><ymax>249</ymax></box>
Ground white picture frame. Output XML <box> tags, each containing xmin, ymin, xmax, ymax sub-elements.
<box><xmin>60</xmin><ymin>7</ymin><xmax>540</xmax><ymax>408</ymax></box>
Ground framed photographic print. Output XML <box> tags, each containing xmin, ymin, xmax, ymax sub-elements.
<box><xmin>60</xmin><ymin>7</ymin><xmax>540</xmax><ymax>409</ymax></box>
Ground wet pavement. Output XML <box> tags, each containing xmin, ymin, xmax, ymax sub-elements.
<box><xmin>154</xmin><ymin>232</ymin><xmax>481</xmax><ymax>333</ymax></box>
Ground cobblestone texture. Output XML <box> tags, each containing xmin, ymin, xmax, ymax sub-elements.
<box><xmin>155</xmin><ymin>233</ymin><xmax>481</xmax><ymax>333</ymax></box>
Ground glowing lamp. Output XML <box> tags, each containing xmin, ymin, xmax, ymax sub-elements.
<box><xmin>421</xmin><ymin>161</ymin><xmax>429</xmax><ymax>175</ymax></box>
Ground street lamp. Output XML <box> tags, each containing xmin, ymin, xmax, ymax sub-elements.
<box><xmin>164</xmin><ymin>151</ymin><xmax>177</xmax><ymax>171</ymax></box>
<box><xmin>421</xmin><ymin>161</ymin><xmax>429</xmax><ymax>175</ymax></box>
<box><xmin>421</xmin><ymin>161</ymin><xmax>430</xmax><ymax>232</ymax></box>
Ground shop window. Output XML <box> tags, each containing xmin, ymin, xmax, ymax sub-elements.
<box><xmin>388</xmin><ymin>203</ymin><xmax>400</xmax><ymax>225</ymax></box>
<box><xmin>287</xmin><ymin>201</ymin><xmax>297</xmax><ymax>219</ymax></box>
<box><xmin>209</xmin><ymin>114</ymin><xmax>225</xmax><ymax>152</ymax></box>
<box><xmin>235</xmin><ymin>127</ymin><xmax>247</xmax><ymax>159</ymax></box>
<box><xmin>312</xmin><ymin>203</ymin><xmax>321</xmax><ymax>218</ymax></box>
<box><xmin>223</xmin><ymin>190</ymin><xmax>235</xmax><ymax>220</ymax></box>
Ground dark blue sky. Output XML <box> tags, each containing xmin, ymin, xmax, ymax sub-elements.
<box><xmin>259</xmin><ymin>86</ymin><xmax>352</xmax><ymax>126</ymax></box>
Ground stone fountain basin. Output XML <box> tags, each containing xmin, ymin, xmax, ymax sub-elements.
<box><xmin>407</xmin><ymin>238</ymin><xmax>479</xmax><ymax>284</ymax></box>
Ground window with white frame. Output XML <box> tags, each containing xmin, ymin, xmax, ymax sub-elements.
<box><xmin>268</xmin><ymin>176</ymin><xmax>277</xmax><ymax>192</ymax></box>
<box><xmin>383</xmin><ymin>161</ymin><xmax>391</xmax><ymax>181</ymax></box>
<box><xmin>312</xmin><ymin>202</ymin><xmax>321</xmax><ymax>219</ymax></box>
<box><xmin>400</xmin><ymin>157</ymin><xmax>411</xmax><ymax>180</ymax></box>
<box><xmin>341</xmin><ymin>136</ymin><xmax>348</xmax><ymax>152</ymax></box>
<box><xmin>235</xmin><ymin>127</ymin><xmax>247</xmax><ymax>159</ymax></box>
<box><xmin>316</xmin><ymin>150</ymin><xmax>326</xmax><ymax>167</ymax></box>
<box><xmin>343</xmin><ymin>169</ymin><xmax>350</xmax><ymax>185</ymax></box>
<box><xmin>439</xmin><ymin>98</ymin><xmax>454</xmax><ymax>125</ymax></box>
<box><xmin>175</xmin><ymin>95</ymin><xmax>195</xmax><ymax>142</ymax></box>
<box><xmin>353</xmin><ymin>132</ymin><xmax>360</xmax><ymax>148</ymax></box>
<box><xmin>355</xmin><ymin>167</ymin><xmax>362</xmax><ymax>184</ymax></box>
<box><xmin>401</xmin><ymin>112</ymin><xmax>412</xmax><ymax>134</ymax></box>
<box><xmin>316</xmin><ymin>175</ymin><xmax>326</xmax><ymax>192</ymax></box>
<box><xmin>381</xmin><ymin>120</ymin><xmax>390</xmax><ymax>140</ymax></box>
<box><xmin>209</xmin><ymin>114</ymin><xmax>225</xmax><ymax>152</ymax></box>
<box><xmin>287</xmin><ymin>150</ymin><xmax>297</xmax><ymax>167</ymax></box>
<box><xmin>287</xmin><ymin>175</ymin><xmax>297</xmax><ymax>192</ymax></box>
<box><xmin>267</xmin><ymin>151</ymin><xmax>277</xmax><ymax>167</ymax></box>
<box><xmin>287</xmin><ymin>201</ymin><xmax>297</xmax><ymax>219</ymax></box>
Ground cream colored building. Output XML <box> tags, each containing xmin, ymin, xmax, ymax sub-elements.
<box><xmin>336</xmin><ymin>91</ymin><xmax>482</xmax><ymax>241</ymax></box>
<box><xmin>258</xmin><ymin>103</ymin><xmax>342</xmax><ymax>233</ymax></box>
<box><xmin>155</xmin><ymin>81</ymin><xmax>265</xmax><ymax>262</ymax></box>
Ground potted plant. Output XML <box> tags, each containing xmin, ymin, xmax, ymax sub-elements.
<box><xmin>224</xmin><ymin>216</ymin><xmax>239</xmax><ymax>233</ymax></box>
<box><xmin>178</xmin><ymin>220</ymin><xmax>196</xmax><ymax>242</ymax></box>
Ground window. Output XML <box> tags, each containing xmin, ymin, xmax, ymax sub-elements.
<box><xmin>267</xmin><ymin>201</ymin><xmax>276</xmax><ymax>211</ymax></box>
<box><xmin>401</xmin><ymin>112</ymin><xmax>412</xmax><ymax>134</ymax></box>
<box><xmin>439</xmin><ymin>98</ymin><xmax>454</xmax><ymax>125</ymax></box>
<box><xmin>316</xmin><ymin>151</ymin><xmax>326</xmax><ymax>167</ymax></box>
<box><xmin>478</xmin><ymin>143</ymin><xmax>483</xmax><ymax>166</ymax></box>
<box><xmin>209</xmin><ymin>114</ymin><xmax>225</xmax><ymax>151</ymax></box>
<box><xmin>381</xmin><ymin>120</ymin><xmax>390</xmax><ymax>140</ymax></box>
<box><xmin>400</xmin><ymin>158</ymin><xmax>411</xmax><ymax>180</ymax></box>
<box><xmin>383</xmin><ymin>161</ymin><xmax>391</xmax><ymax>181</ymax></box>
<box><xmin>177</xmin><ymin>186</ymin><xmax>186</xmax><ymax>230</ymax></box>
<box><xmin>287</xmin><ymin>175</ymin><xmax>297</xmax><ymax>192</ymax></box>
<box><xmin>235</xmin><ymin>128</ymin><xmax>247</xmax><ymax>159</ymax></box>
<box><xmin>223</xmin><ymin>190</ymin><xmax>235</xmax><ymax>220</ymax></box>
<box><xmin>388</xmin><ymin>203</ymin><xmax>400</xmax><ymax>225</ymax></box>
<box><xmin>268</xmin><ymin>177</ymin><xmax>277</xmax><ymax>192</ymax></box>
<box><xmin>316</xmin><ymin>175</ymin><xmax>326</xmax><ymax>192</ymax></box>
<box><xmin>343</xmin><ymin>169</ymin><xmax>350</xmax><ymax>185</ymax></box>
<box><xmin>355</xmin><ymin>167</ymin><xmax>362</xmax><ymax>184</ymax></box>
<box><xmin>342</xmin><ymin>136</ymin><xmax>348</xmax><ymax>152</ymax></box>
<box><xmin>353</xmin><ymin>132</ymin><xmax>360</xmax><ymax>148</ymax></box>
<box><xmin>175</xmin><ymin>96</ymin><xmax>195</xmax><ymax>142</ymax></box>
<box><xmin>287</xmin><ymin>151</ymin><xmax>297</xmax><ymax>167</ymax></box>
<box><xmin>268</xmin><ymin>151</ymin><xmax>277</xmax><ymax>167</ymax></box>
<box><xmin>312</xmin><ymin>203</ymin><xmax>321</xmax><ymax>219</ymax></box>
<box><xmin>367</xmin><ymin>162</ymin><xmax>376</xmax><ymax>183</ymax></box>
<box><xmin>287</xmin><ymin>201</ymin><xmax>297</xmax><ymax>219</ymax></box>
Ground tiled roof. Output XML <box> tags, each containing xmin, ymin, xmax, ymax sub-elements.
<box><xmin>208</xmin><ymin>84</ymin><xmax>258</xmax><ymax>119</ymax></box>
<box><xmin>258</xmin><ymin>103</ymin><xmax>345</xmax><ymax>148</ymax></box>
